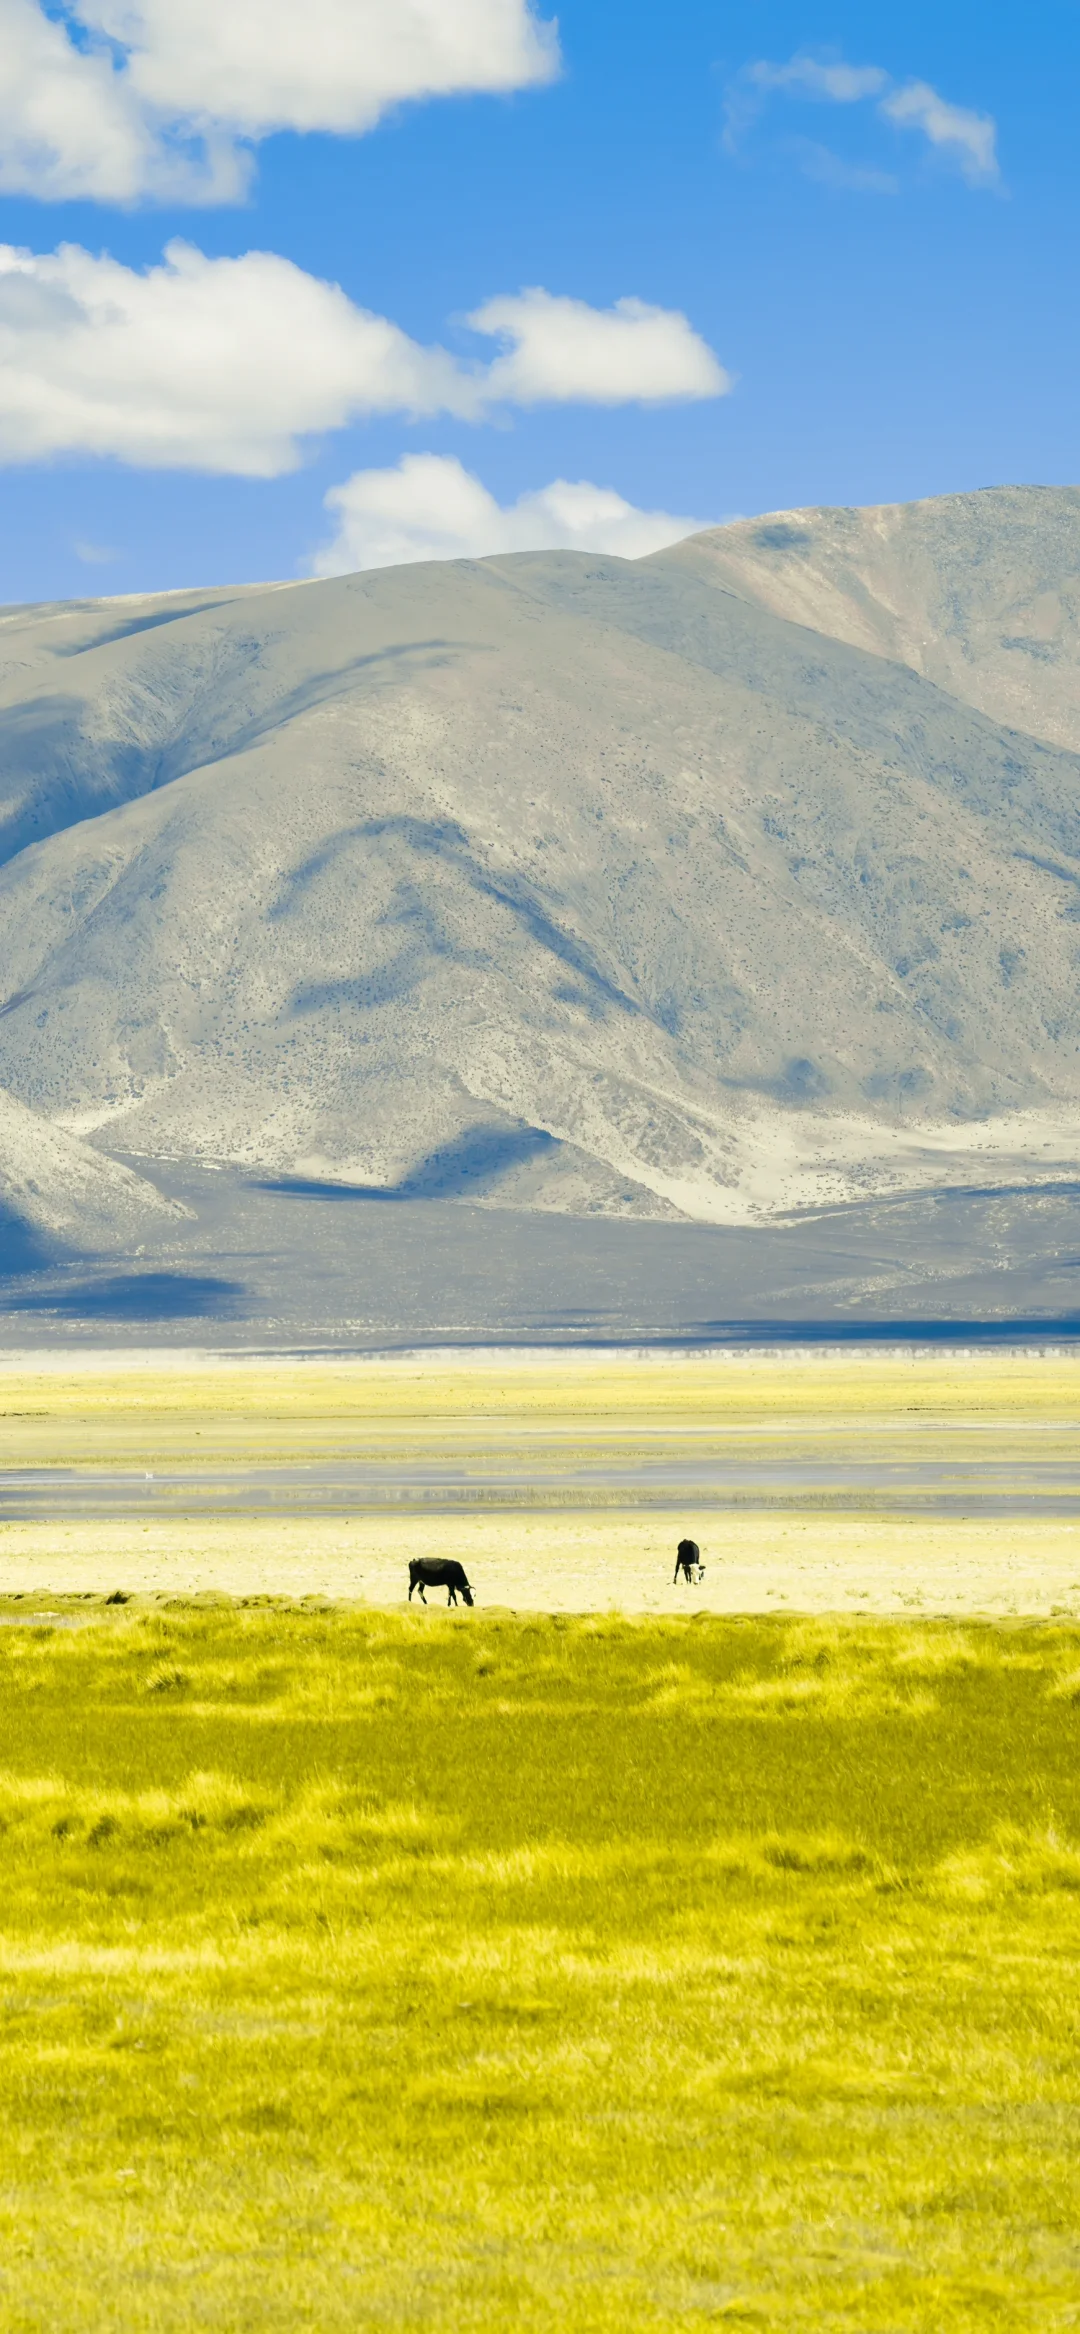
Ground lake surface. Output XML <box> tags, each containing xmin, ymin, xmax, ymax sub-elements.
<box><xmin>6</xmin><ymin>1452</ymin><xmax>1080</xmax><ymax>1518</ymax></box>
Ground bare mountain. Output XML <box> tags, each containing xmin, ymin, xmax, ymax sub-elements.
<box><xmin>0</xmin><ymin>1084</ymin><xmax>185</xmax><ymax>1256</ymax></box>
<box><xmin>1</xmin><ymin>484</ymin><xmax>1080</xmax><ymax>1227</ymax></box>
<box><xmin>680</xmin><ymin>485</ymin><xmax>1080</xmax><ymax>756</ymax></box>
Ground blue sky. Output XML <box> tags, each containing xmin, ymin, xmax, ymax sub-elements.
<box><xmin>0</xmin><ymin>0</ymin><xmax>1073</xmax><ymax>601</ymax></box>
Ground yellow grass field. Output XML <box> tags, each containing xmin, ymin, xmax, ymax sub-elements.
<box><xmin>5</xmin><ymin>1346</ymin><xmax>1080</xmax><ymax>1433</ymax></box>
<box><xmin>1</xmin><ymin>1599</ymin><xmax>1080</xmax><ymax>2329</ymax></box>
<box><xmin>1</xmin><ymin>1353</ymin><xmax>1079</xmax><ymax>2326</ymax></box>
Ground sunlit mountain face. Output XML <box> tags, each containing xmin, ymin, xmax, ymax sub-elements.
<box><xmin>3</xmin><ymin>486</ymin><xmax>1080</xmax><ymax>1232</ymax></box>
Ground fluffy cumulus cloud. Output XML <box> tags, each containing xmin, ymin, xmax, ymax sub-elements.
<box><xmin>469</xmin><ymin>289</ymin><xmax>730</xmax><ymax>406</ymax></box>
<box><xmin>309</xmin><ymin>453</ymin><xmax>714</xmax><ymax>574</ymax></box>
<box><xmin>0</xmin><ymin>241</ymin><xmax>475</xmax><ymax>473</ymax></box>
<box><xmin>0</xmin><ymin>242</ymin><xmax>727</xmax><ymax>474</ymax></box>
<box><xmin>727</xmin><ymin>51</ymin><xmax>999</xmax><ymax>189</ymax></box>
<box><xmin>0</xmin><ymin>0</ymin><xmax>559</xmax><ymax>202</ymax></box>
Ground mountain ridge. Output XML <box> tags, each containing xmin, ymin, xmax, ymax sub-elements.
<box><xmin>2</xmin><ymin>485</ymin><xmax>1080</xmax><ymax>1229</ymax></box>
<box><xmin>673</xmin><ymin>484</ymin><xmax>1080</xmax><ymax>754</ymax></box>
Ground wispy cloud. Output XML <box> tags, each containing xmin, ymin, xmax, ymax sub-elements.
<box><xmin>725</xmin><ymin>51</ymin><xmax>1000</xmax><ymax>191</ymax></box>
<box><xmin>748</xmin><ymin>58</ymin><xmax>888</xmax><ymax>106</ymax></box>
<box><xmin>73</xmin><ymin>537</ymin><xmax>121</xmax><ymax>565</ymax></box>
<box><xmin>879</xmin><ymin>80</ymin><xmax>998</xmax><ymax>187</ymax></box>
<box><xmin>793</xmin><ymin>141</ymin><xmax>898</xmax><ymax>197</ymax></box>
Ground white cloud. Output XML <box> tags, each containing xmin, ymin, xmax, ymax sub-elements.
<box><xmin>749</xmin><ymin>57</ymin><xmax>887</xmax><ymax>105</ymax></box>
<box><xmin>309</xmin><ymin>453</ymin><xmax>713</xmax><ymax>575</ymax></box>
<box><xmin>0</xmin><ymin>242</ymin><xmax>728</xmax><ymax>475</ymax></box>
<box><xmin>0</xmin><ymin>240</ymin><xmax>477</xmax><ymax>474</ymax></box>
<box><xmin>723</xmin><ymin>52</ymin><xmax>886</xmax><ymax>153</ymax></box>
<box><xmin>0</xmin><ymin>0</ymin><xmax>171</xmax><ymax>203</ymax></box>
<box><xmin>880</xmin><ymin>80</ymin><xmax>998</xmax><ymax>187</ymax></box>
<box><xmin>467</xmin><ymin>289</ymin><xmax>729</xmax><ymax>406</ymax></box>
<box><xmin>728</xmin><ymin>51</ymin><xmax>999</xmax><ymax>188</ymax></box>
<box><xmin>0</xmin><ymin>0</ymin><xmax>559</xmax><ymax>203</ymax></box>
<box><xmin>795</xmin><ymin>142</ymin><xmax>898</xmax><ymax>197</ymax></box>
<box><xmin>73</xmin><ymin>536</ymin><xmax>121</xmax><ymax>564</ymax></box>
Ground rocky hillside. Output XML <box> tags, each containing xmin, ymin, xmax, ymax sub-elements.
<box><xmin>1</xmin><ymin>486</ymin><xmax>1080</xmax><ymax>1224</ymax></box>
<box><xmin>0</xmin><ymin>1084</ymin><xmax>185</xmax><ymax>1255</ymax></box>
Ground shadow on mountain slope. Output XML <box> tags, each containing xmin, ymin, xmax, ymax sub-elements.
<box><xmin>0</xmin><ymin>639</ymin><xmax>477</xmax><ymax>870</ymax></box>
<box><xmin>0</xmin><ymin>1204</ymin><xmax>58</xmax><ymax>1277</ymax></box>
<box><xmin>257</xmin><ymin>1123</ymin><xmax>557</xmax><ymax>1204</ymax></box>
<box><xmin>5</xmin><ymin>1271</ymin><xmax>246</xmax><ymax>1320</ymax></box>
<box><xmin>922</xmin><ymin>1179</ymin><xmax>1080</xmax><ymax>1207</ymax></box>
<box><xmin>52</xmin><ymin>598</ymin><xmax>238</xmax><ymax>655</ymax></box>
<box><xmin>276</xmin><ymin>815</ymin><xmax>641</xmax><ymax>1019</ymax></box>
<box><xmin>687</xmin><ymin>1314</ymin><xmax>1080</xmax><ymax>1343</ymax></box>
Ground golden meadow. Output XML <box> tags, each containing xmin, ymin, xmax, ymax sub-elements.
<box><xmin>2</xmin><ymin>1353</ymin><xmax>1080</xmax><ymax>2327</ymax></box>
<box><xmin>0</xmin><ymin>1598</ymin><xmax>1079</xmax><ymax>2328</ymax></box>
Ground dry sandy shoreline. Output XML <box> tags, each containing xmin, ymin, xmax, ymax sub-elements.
<box><xmin>1</xmin><ymin>1513</ymin><xmax>1078</xmax><ymax>1618</ymax></box>
<box><xmin>5</xmin><ymin>1343</ymin><xmax>1080</xmax><ymax>1371</ymax></box>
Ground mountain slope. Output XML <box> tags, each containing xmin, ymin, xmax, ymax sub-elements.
<box><xmin>1</xmin><ymin>488</ymin><xmax>1080</xmax><ymax>1221</ymax></box>
<box><xmin>0</xmin><ymin>1085</ymin><xmax>186</xmax><ymax>1253</ymax></box>
<box><xmin>674</xmin><ymin>485</ymin><xmax>1080</xmax><ymax>755</ymax></box>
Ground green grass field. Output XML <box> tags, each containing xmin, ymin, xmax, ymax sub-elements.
<box><xmin>2</xmin><ymin>1599</ymin><xmax>1080</xmax><ymax>2328</ymax></box>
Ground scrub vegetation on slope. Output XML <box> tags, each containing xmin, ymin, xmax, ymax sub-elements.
<box><xmin>4</xmin><ymin>489</ymin><xmax>1080</xmax><ymax>1221</ymax></box>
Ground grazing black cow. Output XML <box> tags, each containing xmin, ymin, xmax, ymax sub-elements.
<box><xmin>409</xmin><ymin>1557</ymin><xmax>475</xmax><ymax>1607</ymax></box>
<box><xmin>674</xmin><ymin>1537</ymin><xmax>704</xmax><ymax>1585</ymax></box>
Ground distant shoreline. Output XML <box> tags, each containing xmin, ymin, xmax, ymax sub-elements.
<box><xmin>5</xmin><ymin>1337</ymin><xmax>1080</xmax><ymax>1369</ymax></box>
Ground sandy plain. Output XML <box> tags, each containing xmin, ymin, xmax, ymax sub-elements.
<box><xmin>2</xmin><ymin>1348</ymin><xmax>1080</xmax><ymax>1613</ymax></box>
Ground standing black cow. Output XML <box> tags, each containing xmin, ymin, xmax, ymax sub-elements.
<box><xmin>409</xmin><ymin>1557</ymin><xmax>475</xmax><ymax>1607</ymax></box>
<box><xmin>674</xmin><ymin>1538</ymin><xmax>704</xmax><ymax>1585</ymax></box>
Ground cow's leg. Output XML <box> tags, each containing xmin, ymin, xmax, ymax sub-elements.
<box><xmin>447</xmin><ymin>1586</ymin><xmax>457</xmax><ymax>1605</ymax></box>
<box><xmin>408</xmin><ymin>1580</ymin><xmax>415</xmax><ymax>1601</ymax></box>
<box><xmin>418</xmin><ymin>1583</ymin><xmax>427</xmax><ymax>1602</ymax></box>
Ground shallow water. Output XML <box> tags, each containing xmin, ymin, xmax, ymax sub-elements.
<box><xmin>5</xmin><ymin>1456</ymin><xmax>1080</xmax><ymax>1518</ymax></box>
